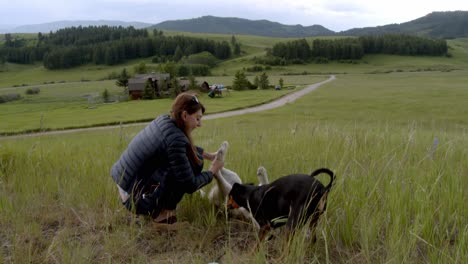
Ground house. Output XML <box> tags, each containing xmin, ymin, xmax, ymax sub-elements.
<box><xmin>178</xmin><ymin>80</ymin><xmax>211</xmax><ymax>92</ymax></box>
<box><xmin>128</xmin><ymin>73</ymin><xmax>170</xmax><ymax>99</ymax></box>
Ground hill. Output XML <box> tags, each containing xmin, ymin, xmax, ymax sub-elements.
<box><xmin>0</xmin><ymin>20</ymin><xmax>153</xmax><ymax>33</ymax></box>
<box><xmin>152</xmin><ymin>12</ymin><xmax>468</xmax><ymax>39</ymax></box>
<box><xmin>339</xmin><ymin>11</ymin><xmax>468</xmax><ymax>38</ymax></box>
<box><xmin>2</xmin><ymin>11</ymin><xmax>467</xmax><ymax>38</ymax></box>
<box><xmin>150</xmin><ymin>15</ymin><xmax>335</xmax><ymax>37</ymax></box>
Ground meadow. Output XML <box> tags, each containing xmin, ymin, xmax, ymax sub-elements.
<box><xmin>0</xmin><ymin>32</ymin><xmax>467</xmax><ymax>263</ymax></box>
<box><xmin>0</xmin><ymin>75</ymin><xmax>327</xmax><ymax>134</ymax></box>
<box><xmin>0</xmin><ymin>71</ymin><xmax>466</xmax><ymax>263</ymax></box>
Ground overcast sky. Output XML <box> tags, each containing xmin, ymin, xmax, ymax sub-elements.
<box><xmin>0</xmin><ymin>0</ymin><xmax>467</xmax><ymax>31</ymax></box>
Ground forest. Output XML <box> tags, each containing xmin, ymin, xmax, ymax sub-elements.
<box><xmin>0</xmin><ymin>26</ymin><xmax>232</xmax><ymax>69</ymax></box>
<box><xmin>260</xmin><ymin>34</ymin><xmax>448</xmax><ymax>65</ymax></box>
<box><xmin>0</xmin><ymin>26</ymin><xmax>449</xmax><ymax>69</ymax></box>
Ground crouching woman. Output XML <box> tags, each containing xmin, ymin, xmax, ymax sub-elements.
<box><xmin>111</xmin><ymin>92</ymin><xmax>224</xmax><ymax>223</ymax></box>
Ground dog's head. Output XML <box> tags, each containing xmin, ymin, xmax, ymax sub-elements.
<box><xmin>227</xmin><ymin>182</ymin><xmax>256</xmax><ymax>209</ymax></box>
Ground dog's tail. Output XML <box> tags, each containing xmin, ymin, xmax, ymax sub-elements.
<box><xmin>310</xmin><ymin>168</ymin><xmax>335</xmax><ymax>191</ymax></box>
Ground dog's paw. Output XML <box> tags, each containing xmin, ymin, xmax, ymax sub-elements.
<box><xmin>216</xmin><ymin>141</ymin><xmax>229</xmax><ymax>162</ymax></box>
<box><xmin>257</xmin><ymin>166</ymin><xmax>269</xmax><ymax>185</ymax></box>
<box><xmin>256</xmin><ymin>166</ymin><xmax>266</xmax><ymax>176</ymax></box>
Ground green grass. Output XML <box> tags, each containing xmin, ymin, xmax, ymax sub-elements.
<box><xmin>0</xmin><ymin>71</ymin><xmax>466</xmax><ymax>263</ymax></box>
<box><xmin>0</xmin><ymin>75</ymin><xmax>327</xmax><ymax>134</ymax></box>
<box><xmin>0</xmin><ymin>33</ymin><xmax>467</xmax><ymax>262</ymax></box>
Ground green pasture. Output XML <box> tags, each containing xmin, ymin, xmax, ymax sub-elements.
<box><xmin>0</xmin><ymin>71</ymin><xmax>466</xmax><ymax>262</ymax></box>
<box><xmin>0</xmin><ymin>32</ymin><xmax>467</xmax><ymax>262</ymax></box>
<box><xmin>0</xmin><ymin>75</ymin><xmax>327</xmax><ymax>134</ymax></box>
<box><xmin>1</xmin><ymin>36</ymin><xmax>467</xmax><ymax>88</ymax></box>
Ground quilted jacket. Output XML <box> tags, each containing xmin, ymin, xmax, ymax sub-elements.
<box><xmin>111</xmin><ymin>114</ymin><xmax>213</xmax><ymax>197</ymax></box>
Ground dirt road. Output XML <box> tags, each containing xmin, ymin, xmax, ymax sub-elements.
<box><xmin>1</xmin><ymin>75</ymin><xmax>335</xmax><ymax>139</ymax></box>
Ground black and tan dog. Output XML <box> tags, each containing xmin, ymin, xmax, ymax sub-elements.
<box><xmin>228</xmin><ymin>168</ymin><xmax>335</xmax><ymax>241</ymax></box>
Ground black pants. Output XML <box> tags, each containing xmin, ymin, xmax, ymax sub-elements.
<box><xmin>123</xmin><ymin>181</ymin><xmax>184</xmax><ymax>218</ymax></box>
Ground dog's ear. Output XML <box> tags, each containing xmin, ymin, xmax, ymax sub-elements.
<box><xmin>229</xmin><ymin>183</ymin><xmax>240</xmax><ymax>195</ymax></box>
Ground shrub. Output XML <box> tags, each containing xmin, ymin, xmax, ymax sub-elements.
<box><xmin>187</xmin><ymin>64</ymin><xmax>211</xmax><ymax>76</ymax></box>
<box><xmin>25</xmin><ymin>87</ymin><xmax>40</xmax><ymax>95</ymax></box>
<box><xmin>246</xmin><ymin>65</ymin><xmax>264</xmax><ymax>72</ymax></box>
<box><xmin>182</xmin><ymin>51</ymin><xmax>219</xmax><ymax>67</ymax></box>
<box><xmin>0</xmin><ymin>93</ymin><xmax>21</xmax><ymax>103</ymax></box>
<box><xmin>314</xmin><ymin>57</ymin><xmax>329</xmax><ymax>64</ymax></box>
<box><xmin>102</xmin><ymin>88</ymin><xmax>110</xmax><ymax>103</ymax></box>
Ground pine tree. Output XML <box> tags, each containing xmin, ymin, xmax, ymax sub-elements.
<box><xmin>102</xmin><ymin>88</ymin><xmax>110</xmax><ymax>103</ymax></box>
<box><xmin>174</xmin><ymin>45</ymin><xmax>183</xmax><ymax>61</ymax></box>
<box><xmin>253</xmin><ymin>75</ymin><xmax>260</xmax><ymax>89</ymax></box>
<box><xmin>232</xmin><ymin>70</ymin><xmax>249</xmax><ymax>91</ymax></box>
<box><xmin>116</xmin><ymin>68</ymin><xmax>130</xmax><ymax>90</ymax></box>
<box><xmin>142</xmin><ymin>79</ymin><xmax>155</xmax><ymax>99</ymax></box>
<box><xmin>258</xmin><ymin>72</ymin><xmax>269</xmax><ymax>89</ymax></box>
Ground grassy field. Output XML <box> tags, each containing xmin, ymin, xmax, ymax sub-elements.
<box><xmin>1</xmin><ymin>35</ymin><xmax>467</xmax><ymax>87</ymax></box>
<box><xmin>0</xmin><ymin>75</ymin><xmax>327</xmax><ymax>134</ymax></box>
<box><xmin>0</xmin><ymin>32</ymin><xmax>467</xmax><ymax>263</ymax></box>
<box><xmin>0</xmin><ymin>70</ymin><xmax>466</xmax><ymax>263</ymax></box>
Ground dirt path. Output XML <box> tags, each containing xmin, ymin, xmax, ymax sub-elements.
<box><xmin>1</xmin><ymin>75</ymin><xmax>335</xmax><ymax>139</ymax></box>
<box><xmin>204</xmin><ymin>75</ymin><xmax>335</xmax><ymax>120</ymax></box>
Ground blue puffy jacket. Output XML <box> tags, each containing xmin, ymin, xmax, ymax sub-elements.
<box><xmin>111</xmin><ymin>114</ymin><xmax>213</xmax><ymax>199</ymax></box>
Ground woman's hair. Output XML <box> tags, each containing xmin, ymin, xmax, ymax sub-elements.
<box><xmin>171</xmin><ymin>92</ymin><xmax>206</xmax><ymax>166</ymax></box>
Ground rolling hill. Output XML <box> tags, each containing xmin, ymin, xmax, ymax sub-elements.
<box><xmin>1</xmin><ymin>11</ymin><xmax>467</xmax><ymax>38</ymax></box>
<box><xmin>152</xmin><ymin>11</ymin><xmax>468</xmax><ymax>39</ymax></box>
<box><xmin>150</xmin><ymin>15</ymin><xmax>335</xmax><ymax>37</ymax></box>
<box><xmin>339</xmin><ymin>11</ymin><xmax>468</xmax><ymax>38</ymax></box>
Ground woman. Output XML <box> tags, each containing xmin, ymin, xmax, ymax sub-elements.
<box><xmin>111</xmin><ymin>92</ymin><xmax>224</xmax><ymax>223</ymax></box>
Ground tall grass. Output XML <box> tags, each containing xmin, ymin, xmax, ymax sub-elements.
<box><xmin>0</xmin><ymin>72</ymin><xmax>467</xmax><ymax>262</ymax></box>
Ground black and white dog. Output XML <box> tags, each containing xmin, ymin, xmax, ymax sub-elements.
<box><xmin>228</xmin><ymin>168</ymin><xmax>335</xmax><ymax>241</ymax></box>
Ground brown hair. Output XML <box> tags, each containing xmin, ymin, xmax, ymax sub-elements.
<box><xmin>170</xmin><ymin>92</ymin><xmax>206</xmax><ymax>166</ymax></box>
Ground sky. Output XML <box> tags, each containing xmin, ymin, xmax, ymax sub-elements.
<box><xmin>0</xmin><ymin>0</ymin><xmax>467</xmax><ymax>32</ymax></box>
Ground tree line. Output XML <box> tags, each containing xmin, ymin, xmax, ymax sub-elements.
<box><xmin>0</xmin><ymin>26</ymin><xmax>232</xmax><ymax>69</ymax></box>
<box><xmin>259</xmin><ymin>34</ymin><xmax>448</xmax><ymax>65</ymax></box>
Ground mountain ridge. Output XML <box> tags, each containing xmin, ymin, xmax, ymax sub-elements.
<box><xmin>1</xmin><ymin>11</ymin><xmax>467</xmax><ymax>38</ymax></box>
<box><xmin>0</xmin><ymin>20</ymin><xmax>153</xmax><ymax>33</ymax></box>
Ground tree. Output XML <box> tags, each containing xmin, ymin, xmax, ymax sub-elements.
<box><xmin>174</xmin><ymin>45</ymin><xmax>183</xmax><ymax>61</ymax></box>
<box><xmin>159</xmin><ymin>61</ymin><xmax>177</xmax><ymax>77</ymax></box>
<box><xmin>177</xmin><ymin>64</ymin><xmax>190</xmax><ymax>77</ymax></box>
<box><xmin>171</xmin><ymin>78</ymin><xmax>181</xmax><ymax>97</ymax></box>
<box><xmin>188</xmin><ymin>75</ymin><xmax>197</xmax><ymax>90</ymax></box>
<box><xmin>134</xmin><ymin>62</ymin><xmax>147</xmax><ymax>74</ymax></box>
<box><xmin>234</xmin><ymin>43</ymin><xmax>241</xmax><ymax>56</ymax></box>
<box><xmin>142</xmin><ymin>79</ymin><xmax>155</xmax><ymax>99</ymax></box>
<box><xmin>258</xmin><ymin>72</ymin><xmax>269</xmax><ymax>89</ymax></box>
<box><xmin>102</xmin><ymin>88</ymin><xmax>110</xmax><ymax>103</ymax></box>
<box><xmin>253</xmin><ymin>75</ymin><xmax>259</xmax><ymax>89</ymax></box>
<box><xmin>4</xmin><ymin>34</ymin><xmax>13</xmax><ymax>47</ymax></box>
<box><xmin>116</xmin><ymin>68</ymin><xmax>130</xmax><ymax>92</ymax></box>
<box><xmin>232</xmin><ymin>70</ymin><xmax>249</xmax><ymax>91</ymax></box>
<box><xmin>231</xmin><ymin>35</ymin><xmax>237</xmax><ymax>46</ymax></box>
